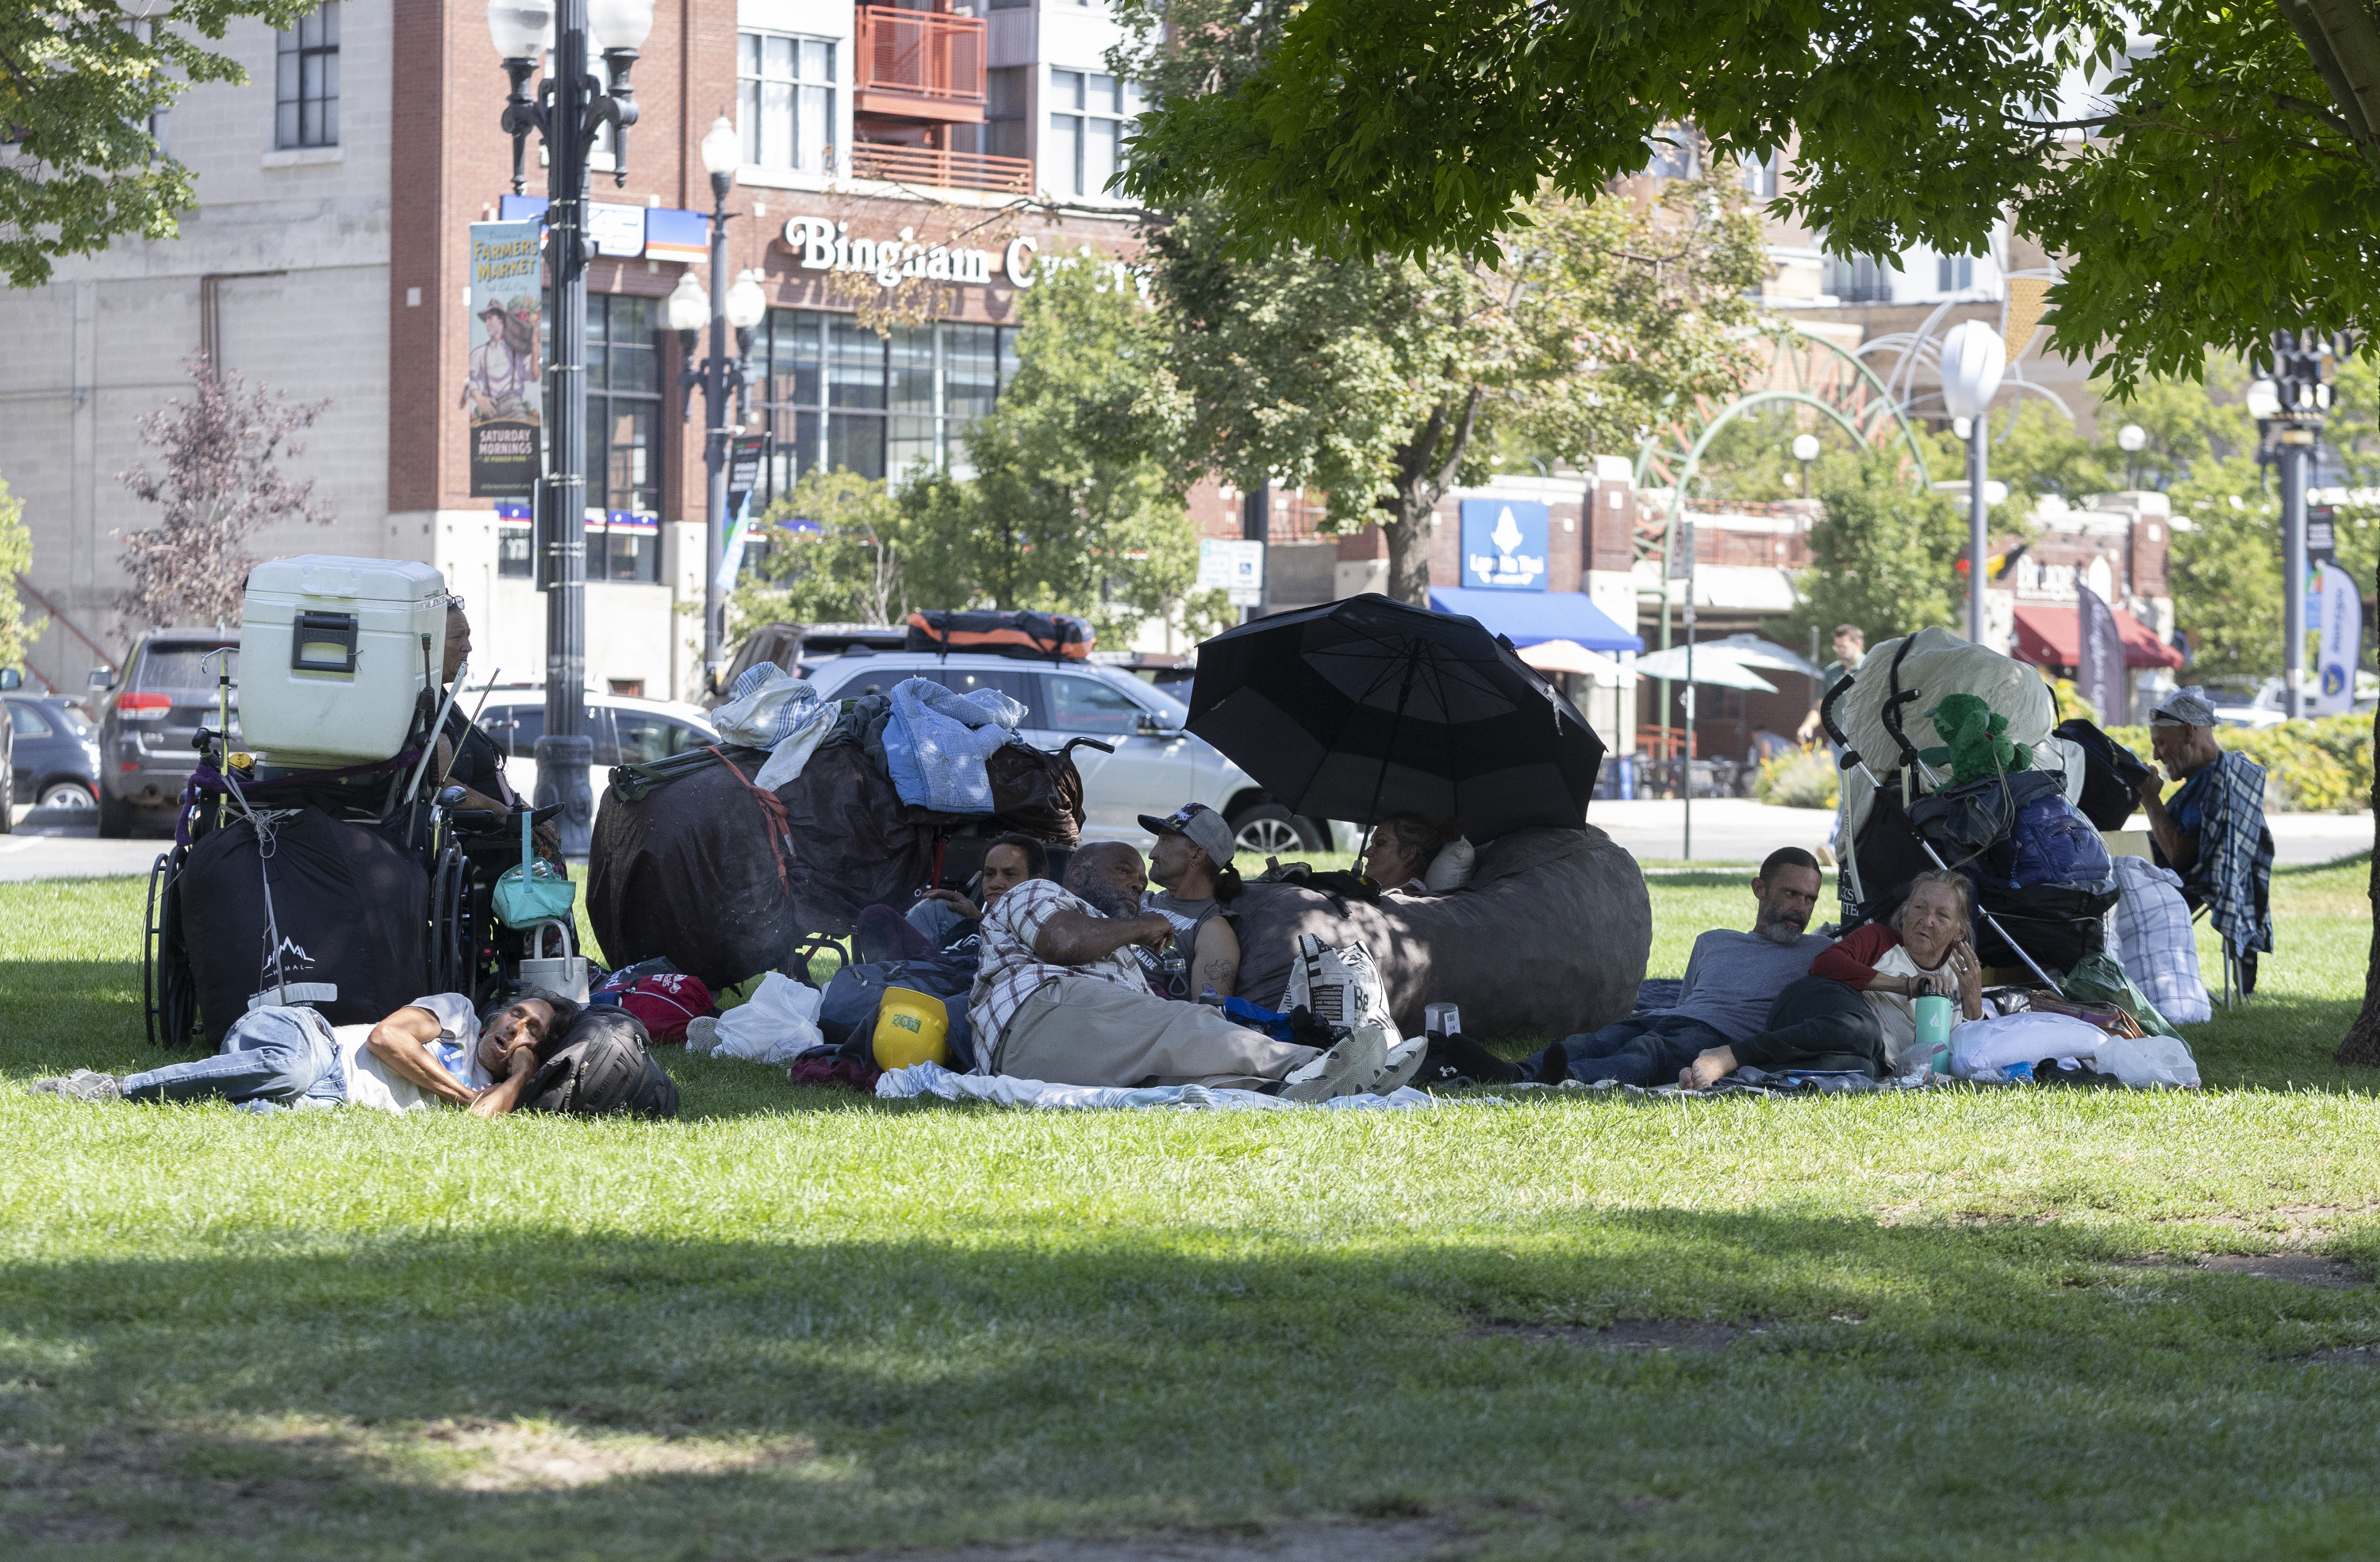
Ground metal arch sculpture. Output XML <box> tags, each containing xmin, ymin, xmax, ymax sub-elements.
<box><xmin>1631</xmin><ymin>328</ymin><xmax>1934</xmax><ymax>562</ymax></box>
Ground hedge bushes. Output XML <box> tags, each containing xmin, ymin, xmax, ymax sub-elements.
<box><xmin>1752</xmin><ymin>747</ymin><xmax>1842</xmax><ymax>810</ymax></box>
<box><xmin>2103</xmin><ymin>716</ymin><xmax>2373</xmax><ymax>813</ymax></box>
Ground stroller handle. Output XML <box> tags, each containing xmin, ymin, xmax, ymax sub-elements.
<box><xmin>1819</xmin><ymin>673</ymin><xmax>1860</xmax><ymax>771</ymax></box>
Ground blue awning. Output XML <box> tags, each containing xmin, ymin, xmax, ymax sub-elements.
<box><xmin>1427</xmin><ymin>586</ymin><xmax>1644</xmax><ymax>653</ymax></box>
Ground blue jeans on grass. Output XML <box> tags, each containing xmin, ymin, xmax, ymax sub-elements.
<box><xmin>121</xmin><ymin>1006</ymin><xmax>345</xmax><ymax>1111</ymax></box>
<box><xmin>1524</xmin><ymin>1013</ymin><xmax>1732</xmax><ymax>1086</ymax></box>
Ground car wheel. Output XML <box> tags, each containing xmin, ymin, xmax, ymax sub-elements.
<box><xmin>39</xmin><ymin>781</ymin><xmax>97</xmax><ymax>810</ymax></box>
<box><xmin>98</xmin><ymin>786</ymin><xmax>135</xmax><ymax>839</ymax></box>
<box><xmin>1229</xmin><ymin>803</ymin><xmax>1319</xmax><ymax>855</ymax></box>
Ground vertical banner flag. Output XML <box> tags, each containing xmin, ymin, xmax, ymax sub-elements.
<box><xmin>2313</xmin><ymin>562</ymin><xmax>2363</xmax><ymax>716</ymax></box>
<box><xmin>2075</xmin><ymin>584</ymin><xmax>2128</xmax><ymax>727</ymax></box>
<box><xmin>712</xmin><ymin>434</ymin><xmax>774</xmax><ymax>595</ymax></box>
<box><xmin>466</xmin><ymin>219</ymin><xmax>544</xmax><ymax>497</ymax></box>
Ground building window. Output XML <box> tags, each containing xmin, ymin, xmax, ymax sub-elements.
<box><xmin>497</xmin><ymin>524</ymin><xmax>533</xmax><ymax>578</ymax></box>
<box><xmin>1741</xmin><ymin>149</ymin><xmax>1778</xmax><ymax>198</ymax></box>
<box><xmin>274</xmin><ymin>3</ymin><xmax>340</xmax><ymax>150</ymax></box>
<box><xmin>1047</xmin><ymin>69</ymin><xmax>1140</xmax><ymax>198</ymax></box>
<box><xmin>588</xmin><ymin>295</ymin><xmax>662</xmax><ymax>581</ymax></box>
<box><xmin>1643</xmin><ymin>125</ymin><xmax>1698</xmax><ymax>179</ymax></box>
<box><xmin>1824</xmin><ymin>252</ymin><xmax>1895</xmax><ymax>304</ymax></box>
<box><xmin>751</xmin><ymin>310</ymin><xmax>1019</xmax><ymax>500</ymax></box>
<box><xmin>133</xmin><ymin>20</ymin><xmax>171</xmax><ymax>156</ymax></box>
<box><xmin>1937</xmin><ymin>253</ymin><xmax>1976</xmax><ymax>292</ymax></box>
<box><xmin>739</xmin><ymin>33</ymin><xmax>837</xmax><ymax>173</ymax></box>
<box><xmin>985</xmin><ymin>65</ymin><xmax>1029</xmax><ymax>161</ymax></box>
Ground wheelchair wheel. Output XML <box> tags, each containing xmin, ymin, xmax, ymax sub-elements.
<box><xmin>143</xmin><ymin>848</ymin><xmax>200</xmax><ymax>1050</ymax></box>
<box><xmin>429</xmin><ymin>845</ymin><xmax>471</xmax><ymax>1000</ymax></box>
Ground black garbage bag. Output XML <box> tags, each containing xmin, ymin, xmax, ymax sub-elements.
<box><xmin>178</xmin><ymin>808</ymin><xmax>430</xmax><ymax>1046</ymax></box>
<box><xmin>2054</xmin><ymin>718</ymin><xmax>2156</xmax><ymax>831</ymax></box>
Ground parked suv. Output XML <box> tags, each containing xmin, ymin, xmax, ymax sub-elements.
<box><xmin>95</xmin><ymin>631</ymin><xmax>239</xmax><ymax>837</ymax></box>
<box><xmin>7</xmin><ymin>692</ymin><xmax>102</xmax><ymax>811</ymax></box>
<box><xmin>801</xmin><ymin>648</ymin><xmax>1326</xmax><ymax>853</ymax></box>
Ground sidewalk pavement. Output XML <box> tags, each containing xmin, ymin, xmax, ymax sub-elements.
<box><xmin>1589</xmin><ymin>796</ymin><xmax>2374</xmax><ymax>869</ymax></box>
<box><xmin>2</xmin><ymin>798</ymin><xmax>2373</xmax><ymax>881</ymax></box>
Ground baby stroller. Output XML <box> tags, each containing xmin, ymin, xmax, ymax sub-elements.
<box><xmin>1819</xmin><ymin>627</ymin><xmax>2117</xmax><ymax>983</ymax></box>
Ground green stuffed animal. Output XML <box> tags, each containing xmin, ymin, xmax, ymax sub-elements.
<box><xmin>1927</xmin><ymin>692</ymin><xmax>2033</xmax><ymax>785</ymax></box>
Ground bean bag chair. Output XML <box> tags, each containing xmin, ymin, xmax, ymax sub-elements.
<box><xmin>1228</xmin><ymin>824</ymin><xmax>1650</xmax><ymax>1040</ymax></box>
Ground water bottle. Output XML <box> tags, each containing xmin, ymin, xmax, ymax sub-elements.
<box><xmin>1913</xmin><ymin>993</ymin><xmax>1956</xmax><ymax>1074</ymax></box>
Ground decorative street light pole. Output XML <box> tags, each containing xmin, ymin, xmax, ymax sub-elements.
<box><xmin>1790</xmin><ymin>431</ymin><xmax>1819</xmax><ymax>495</ymax></box>
<box><xmin>1939</xmin><ymin>320</ymin><xmax>2007</xmax><ymax>647</ymax></box>
<box><xmin>2116</xmin><ymin>422</ymin><xmax>2148</xmax><ymax>492</ymax></box>
<box><xmin>2254</xmin><ymin>331</ymin><xmax>2344</xmax><ymax>719</ymax></box>
<box><xmin>672</xmin><ymin>117</ymin><xmax>770</xmax><ymax>693</ymax></box>
<box><xmin>487</xmin><ymin>0</ymin><xmax>654</xmax><ymax>854</ymax></box>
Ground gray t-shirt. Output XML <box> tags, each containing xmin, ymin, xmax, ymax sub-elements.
<box><xmin>1672</xmin><ymin>929</ymin><xmax>1833</xmax><ymax>1043</ymax></box>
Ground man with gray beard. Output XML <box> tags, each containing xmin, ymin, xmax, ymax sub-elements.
<box><xmin>1434</xmin><ymin>847</ymin><xmax>1830</xmax><ymax>1086</ymax></box>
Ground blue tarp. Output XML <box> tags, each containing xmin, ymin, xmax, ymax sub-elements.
<box><xmin>1426</xmin><ymin>587</ymin><xmax>1645</xmax><ymax>652</ymax></box>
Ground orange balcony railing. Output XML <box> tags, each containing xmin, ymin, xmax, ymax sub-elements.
<box><xmin>848</xmin><ymin>141</ymin><xmax>1032</xmax><ymax>194</ymax></box>
<box><xmin>854</xmin><ymin>6</ymin><xmax>985</xmax><ymax>122</ymax></box>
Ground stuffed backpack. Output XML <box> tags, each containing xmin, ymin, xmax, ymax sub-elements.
<box><xmin>522</xmin><ymin>1007</ymin><xmax>681</xmax><ymax>1119</ymax></box>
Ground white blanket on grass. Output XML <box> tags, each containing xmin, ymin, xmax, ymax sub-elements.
<box><xmin>876</xmin><ymin>1061</ymin><xmax>1439</xmax><ymax>1111</ymax></box>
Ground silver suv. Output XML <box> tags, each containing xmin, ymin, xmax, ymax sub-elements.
<box><xmin>802</xmin><ymin>650</ymin><xmax>1328</xmax><ymax>854</ymax></box>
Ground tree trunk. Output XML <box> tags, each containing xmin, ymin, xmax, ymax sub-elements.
<box><xmin>1373</xmin><ymin>386</ymin><xmax>1484</xmax><ymax>608</ymax></box>
<box><xmin>2334</xmin><ymin>555</ymin><xmax>2380</xmax><ymax>1064</ymax></box>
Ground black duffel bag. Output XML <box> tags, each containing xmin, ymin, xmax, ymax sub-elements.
<box><xmin>523</xmin><ymin>1007</ymin><xmax>680</xmax><ymax>1119</ymax></box>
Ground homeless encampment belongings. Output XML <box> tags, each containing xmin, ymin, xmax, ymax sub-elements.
<box><xmin>1825</xmin><ymin>628</ymin><xmax>2116</xmax><ymax>976</ymax></box>
<box><xmin>178</xmin><ymin>808</ymin><xmax>432</xmax><ymax>1046</ymax></box>
<box><xmin>588</xmin><ymin>677</ymin><xmax>1084</xmax><ymax>992</ymax></box>
<box><xmin>1229</xmin><ymin>824</ymin><xmax>1650</xmax><ymax>1040</ymax></box>
<box><xmin>521</xmin><ymin>1005</ymin><xmax>681</xmax><ymax>1118</ymax></box>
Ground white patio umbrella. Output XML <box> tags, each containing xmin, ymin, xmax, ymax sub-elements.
<box><xmin>1517</xmin><ymin>639</ymin><xmax>1638</xmax><ymax>681</ymax></box>
<box><xmin>1628</xmin><ymin>645</ymin><xmax>1779</xmax><ymax>692</ymax></box>
<box><xmin>1701</xmin><ymin>632</ymin><xmax>1823</xmax><ymax>679</ymax></box>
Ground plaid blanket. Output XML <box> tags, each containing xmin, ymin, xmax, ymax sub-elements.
<box><xmin>2173</xmin><ymin>750</ymin><xmax>2274</xmax><ymax>955</ymax></box>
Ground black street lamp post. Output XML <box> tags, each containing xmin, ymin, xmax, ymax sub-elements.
<box><xmin>668</xmin><ymin>117</ymin><xmax>769</xmax><ymax>693</ymax></box>
<box><xmin>488</xmin><ymin>0</ymin><xmax>654</xmax><ymax>854</ymax></box>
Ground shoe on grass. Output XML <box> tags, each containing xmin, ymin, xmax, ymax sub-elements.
<box><xmin>1415</xmin><ymin>1031</ymin><xmax>1523</xmax><ymax>1087</ymax></box>
<box><xmin>29</xmin><ymin>1070</ymin><xmax>123</xmax><ymax>1102</ymax></box>
<box><xmin>1376</xmin><ymin>1028</ymin><xmax>1429</xmax><ymax>1094</ymax></box>
<box><xmin>1280</xmin><ymin>1024</ymin><xmax>1387</xmax><ymax>1103</ymax></box>
<box><xmin>684</xmin><ymin>1015</ymin><xmax>720</xmax><ymax>1052</ymax></box>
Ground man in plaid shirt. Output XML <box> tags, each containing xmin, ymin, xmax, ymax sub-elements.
<box><xmin>967</xmin><ymin>865</ymin><xmax>1385</xmax><ymax>1098</ymax></box>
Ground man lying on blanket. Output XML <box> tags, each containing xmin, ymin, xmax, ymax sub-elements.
<box><xmin>967</xmin><ymin>840</ymin><xmax>1393</xmax><ymax>1100</ymax></box>
<box><xmin>1679</xmin><ymin>869</ymin><xmax>1989</xmax><ymax>1088</ymax></box>
<box><xmin>29</xmin><ymin>989</ymin><xmax>582</xmax><ymax>1116</ymax></box>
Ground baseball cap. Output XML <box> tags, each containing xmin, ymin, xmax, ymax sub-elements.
<box><xmin>1138</xmin><ymin>801</ymin><xmax>1235</xmax><ymax>866</ymax></box>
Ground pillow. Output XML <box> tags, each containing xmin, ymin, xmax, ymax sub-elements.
<box><xmin>1423</xmin><ymin>836</ymin><xmax>1476</xmax><ymax>892</ymax></box>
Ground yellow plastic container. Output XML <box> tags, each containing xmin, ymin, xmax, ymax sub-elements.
<box><xmin>872</xmin><ymin>986</ymin><xmax>952</xmax><ymax>1070</ymax></box>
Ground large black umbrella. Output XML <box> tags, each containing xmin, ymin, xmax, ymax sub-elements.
<box><xmin>1187</xmin><ymin>593</ymin><xmax>1605</xmax><ymax>842</ymax></box>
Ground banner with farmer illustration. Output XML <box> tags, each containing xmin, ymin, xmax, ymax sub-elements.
<box><xmin>465</xmin><ymin>218</ymin><xmax>543</xmax><ymax>498</ymax></box>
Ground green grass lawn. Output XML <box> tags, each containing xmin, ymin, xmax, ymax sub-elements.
<box><xmin>4</xmin><ymin>858</ymin><xmax>2380</xmax><ymax>1559</ymax></box>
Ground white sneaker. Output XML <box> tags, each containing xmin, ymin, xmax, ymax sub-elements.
<box><xmin>683</xmin><ymin>1015</ymin><xmax>720</xmax><ymax>1053</ymax></box>
<box><xmin>1376</xmin><ymin>1030</ymin><xmax>1428</xmax><ymax>1093</ymax></box>
<box><xmin>1280</xmin><ymin>1024</ymin><xmax>1387</xmax><ymax>1102</ymax></box>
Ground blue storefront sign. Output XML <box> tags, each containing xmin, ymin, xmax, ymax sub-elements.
<box><xmin>1459</xmin><ymin>499</ymin><xmax>1549</xmax><ymax>591</ymax></box>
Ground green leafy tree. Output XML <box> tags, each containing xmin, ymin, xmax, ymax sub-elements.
<box><xmin>1146</xmin><ymin>180</ymin><xmax>1766</xmax><ymax>604</ymax></box>
<box><xmin>954</xmin><ymin>255</ymin><xmax>1208</xmax><ymax>644</ymax></box>
<box><xmin>0</xmin><ymin>472</ymin><xmax>35</xmax><ymax>671</ymax></box>
<box><xmin>1781</xmin><ymin>453</ymin><xmax>1965</xmax><ymax>651</ymax></box>
<box><xmin>4</xmin><ymin>1</ymin><xmax>317</xmax><ymax>288</ymax></box>
<box><xmin>731</xmin><ymin>468</ymin><xmax>922</xmax><ymax>632</ymax></box>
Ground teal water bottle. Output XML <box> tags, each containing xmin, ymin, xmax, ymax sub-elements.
<box><xmin>1914</xmin><ymin>992</ymin><xmax>1956</xmax><ymax>1073</ymax></box>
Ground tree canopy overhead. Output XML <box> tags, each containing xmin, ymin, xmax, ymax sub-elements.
<box><xmin>1119</xmin><ymin>0</ymin><xmax>2380</xmax><ymax>392</ymax></box>
<box><xmin>2</xmin><ymin>0</ymin><xmax>316</xmax><ymax>288</ymax></box>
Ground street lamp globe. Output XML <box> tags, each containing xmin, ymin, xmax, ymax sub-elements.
<box><xmin>119</xmin><ymin>0</ymin><xmax>178</xmax><ymax>16</ymax></box>
<box><xmin>2246</xmin><ymin>378</ymin><xmax>2283</xmax><ymax>421</ymax></box>
<box><xmin>700</xmin><ymin>115</ymin><xmax>741</xmax><ymax>192</ymax></box>
<box><xmin>1790</xmin><ymin>433</ymin><xmax>1821</xmax><ymax>462</ymax></box>
<box><xmin>665</xmin><ymin>270</ymin><xmax>710</xmax><ymax>334</ymax></box>
<box><xmin>586</xmin><ymin>0</ymin><xmax>655</xmax><ymax>52</ymax></box>
<box><xmin>2116</xmin><ymin>423</ymin><xmax>2148</xmax><ymax>453</ymax></box>
<box><xmin>486</xmin><ymin>0</ymin><xmax>555</xmax><ymax>60</ymax></box>
<box><xmin>1937</xmin><ymin>320</ymin><xmax>2007</xmax><ymax>420</ymax></box>
<box><xmin>725</xmin><ymin>269</ymin><xmax>769</xmax><ymax>330</ymax></box>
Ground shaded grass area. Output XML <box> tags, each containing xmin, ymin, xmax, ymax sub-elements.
<box><xmin>2</xmin><ymin>864</ymin><xmax>2379</xmax><ymax>1559</ymax></box>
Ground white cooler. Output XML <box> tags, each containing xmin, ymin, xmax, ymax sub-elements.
<box><xmin>239</xmin><ymin>555</ymin><xmax>449</xmax><ymax>768</ymax></box>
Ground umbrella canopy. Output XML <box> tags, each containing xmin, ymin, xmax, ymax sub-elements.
<box><xmin>1518</xmin><ymin>639</ymin><xmax>1638</xmax><ymax>681</ymax></box>
<box><xmin>1188</xmin><ymin>594</ymin><xmax>1605</xmax><ymax>841</ymax></box>
<box><xmin>1702</xmin><ymin>632</ymin><xmax>1824</xmax><ymax>678</ymax></box>
<box><xmin>1628</xmin><ymin>644</ymin><xmax>1780</xmax><ymax>692</ymax></box>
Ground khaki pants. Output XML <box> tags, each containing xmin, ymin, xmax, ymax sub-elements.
<box><xmin>994</xmin><ymin>977</ymin><xmax>1322</xmax><ymax>1089</ymax></box>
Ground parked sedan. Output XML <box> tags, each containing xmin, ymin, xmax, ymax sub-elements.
<box><xmin>474</xmin><ymin>690</ymin><xmax>720</xmax><ymax>809</ymax></box>
<box><xmin>6</xmin><ymin>693</ymin><xmax>102</xmax><ymax>810</ymax></box>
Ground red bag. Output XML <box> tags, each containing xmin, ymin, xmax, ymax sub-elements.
<box><xmin>612</xmin><ymin>971</ymin><xmax>713</xmax><ymax>1045</ymax></box>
